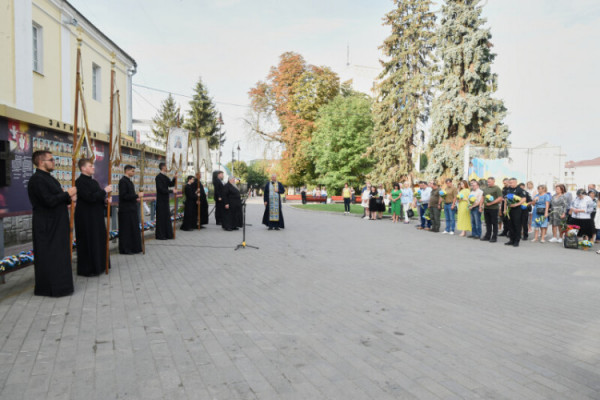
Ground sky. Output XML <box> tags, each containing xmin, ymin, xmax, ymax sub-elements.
<box><xmin>72</xmin><ymin>0</ymin><xmax>600</xmax><ymax>164</ymax></box>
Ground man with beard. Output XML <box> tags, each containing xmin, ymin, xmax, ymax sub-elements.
<box><xmin>27</xmin><ymin>150</ymin><xmax>76</xmax><ymax>296</ymax></box>
<box><xmin>262</xmin><ymin>173</ymin><xmax>285</xmax><ymax>230</ymax></box>
<box><xmin>222</xmin><ymin>176</ymin><xmax>243</xmax><ymax>231</ymax></box>
<box><xmin>118</xmin><ymin>164</ymin><xmax>142</xmax><ymax>254</ymax></box>
<box><xmin>212</xmin><ymin>170</ymin><xmax>225</xmax><ymax>225</ymax></box>
<box><xmin>74</xmin><ymin>158</ymin><xmax>112</xmax><ymax>276</ymax></box>
<box><xmin>155</xmin><ymin>162</ymin><xmax>177</xmax><ymax>240</ymax></box>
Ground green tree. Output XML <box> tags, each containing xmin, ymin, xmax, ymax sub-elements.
<box><xmin>311</xmin><ymin>92</ymin><xmax>374</xmax><ymax>194</ymax></box>
<box><xmin>426</xmin><ymin>0</ymin><xmax>510</xmax><ymax>178</ymax></box>
<box><xmin>226</xmin><ymin>160</ymin><xmax>248</xmax><ymax>182</ymax></box>
<box><xmin>246</xmin><ymin>161</ymin><xmax>269</xmax><ymax>189</ymax></box>
<box><xmin>151</xmin><ymin>94</ymin><xmax>183</xmax><ymax>146</ymax></box>
<box><xmin>184</xmin><ymin>78</ymin><xmax>223</xmax><ymax>149</ymax></box>
<box><xmin>369</xmin><ymin>0</ymin><xmax>437</xmax><ymax>185</ymax></box>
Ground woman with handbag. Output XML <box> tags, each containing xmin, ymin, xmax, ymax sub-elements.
<box><xmin>549</xmin><ymin>184</ymin><xmax>568</xmax><ymax>243</ymax></box>
<box><xmin>569</xmin><ymin>189</ymin><xmax>595</xmax><ymax>238</ymax></box>
<box><xmin>390</xmin><ymin>183</ymin><xmax>402</xmax><ymax>223</ymax></box>
<box><xmin>368</xmin><ymin>186</ymin><xmax>379</xmax><ymax>220</ymax></box>
<box><xmin>531</xmin><ymin>185</ymin><xmax>551</xmax><ymax>242</ymax></box>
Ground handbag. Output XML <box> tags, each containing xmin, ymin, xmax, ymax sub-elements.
<box><xmin>407</xmin><ymin>209</ymin><xmax>414</xmax><ymax>218</ymax></box>
<box><xmin>536</xmin><ymin>208</ymin><xmax>546</xmax><ymax>216</ymax></box>
<box><xmin>563</xmin><ymin>235</ymin><xmax>579</xmax><ymax>249</ymax></box>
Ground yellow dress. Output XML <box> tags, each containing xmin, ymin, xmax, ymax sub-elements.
<box><xmin>456</xmin><ymin>188</ymin><xmax>472</xmax><ymax>231</ymax></box>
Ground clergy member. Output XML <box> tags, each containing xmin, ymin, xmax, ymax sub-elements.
<box><xmin>75</xmin><ymin>158</ymin><xmax>112</xmax><ymax>276</ymax></box>
<box><xmin>262</xmin><ymin>173</ymin><xmax>285</xmax><ymax>230</ymax></box>
<box><xmin>118</xmin><ymin>164</ymin><xmax>142</xmax><ymax>254</ymax></box>
<box><xmin>181</xmin><ymin>175</ymin><xmax>199</xmax><ymax>231</ymax></box>
<box><xmin>155</xmin><ymin>162</ymin><xmax>177</xmax><ymax>240</ymax></box>
<box><xmin>222</xmin><ymin>176</ymin><xmax>243</xmax><ymax>231</ymax></box>
<box><xmin>27</xmin><ymin>150</ymin><xmax>76</xmax><ymax>296</ymax></box>
<box><xmin>197</xmin><ymin>172</ymin><xmax>209</xmax><ymax>226</ymax></box>
<box><xmin>212</xmin><ymin>170</ymin><xmax>225</xmax><ymax>225</ymax></box>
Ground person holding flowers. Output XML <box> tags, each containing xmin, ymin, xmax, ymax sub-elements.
<box><xmin>401</xmin><ymin>181</ymin><xmax>413</xmax><ymax>223</ymax></box>
<box><xmin>518</xmin><ymin>183</ymin><xmax>532</xmax><ymax>241</ymax></box>
<box><xmin>456</xmin><ymin>180</ymin><xmax>472</xmax><ymax>237</ymax></box>
<box><xmin>479</xmin><ymin>177</ymin><xmax>503</xmax><ymax>243</ymax></box>
<box><xmin>469</xmin><ymin>179</ymin><xmax>483</xmax><ymax>239</ymax></box>
<box><xmin>549</xmin><ymin>184</ymin><xmax>568</xmax><ymax>242</ymax></box>
<box><xmin>442</xmin><ymin>179</ymin><xmax>458</xmax><ymax>235</ymax></box>
<box><xmin>531</xmin><ymin>184</ymin><xmax>551</xmax><ymax>243</ymax></box>
<box><xmin>413</xmin><ymin>181</ymin><xmax>431</xmax><ymax>230</ymax></box>
<box><xmin>429</xmin><ymin>181</ymin><xmax>442</xmax><ymax>233</ymax></box>
<box><xmin>504</xmin><ymin>177</ymin><xmax>527</xmax><ymax>247</ymax></box>
<box><xmin>569</xmin><ymin>189</ymin><xmax>595</xmax><ymax>238</ymax></box>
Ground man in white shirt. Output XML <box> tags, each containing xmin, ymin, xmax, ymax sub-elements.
<box><xmin>412</xmin><ymin>181</ymin><xmax>432</xmax><ymax>230</ymax></box>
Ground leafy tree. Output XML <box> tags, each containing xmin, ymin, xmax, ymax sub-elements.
<box><xmin>184</xmin><ymin>78</ymin><xmax>223</xmax><ymax>150</ymax></box>
<box><xmin>151</xmin><ymin>94</ymin><xmax>183</xmax><ymax>146</ymax></box>
<box><xmin>246</xmin><ymin>161</ymin><xmax>269</xmax><ymax>189</ymax></box>
<box><xmin>311</xmin><ymin>92</ymin><xmax>374</xmax><ymax>194</ymax></box>
<box><xmin>226</xmin><ymin>160</ymin><xmax>248</xmax><ymax>182</ymax></box>
<box><xmin>369</xmin><ymin>0</ymin><xmax>437</xmax><ymax>185</ymax></box>
<box><xmin>426</xmin><ymin>0</ymin><xmax>510</xmax><ymax>178</ymax></box>
<box><xmin>247</xmin><ymin>52</ymin><xmax>340</xmax><ymax>185</ymax></box>
<box><xmin>419</xmin><ymin>153</ymin><xmax>428</xmax><ymax>171</ymax></box>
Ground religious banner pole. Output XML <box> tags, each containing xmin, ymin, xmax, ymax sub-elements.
<box><xmin>69</xmin><ymin>38</ymin><xmax>82</xmax><ymax>261</ymax></box>
<box><xmin>196</xmin><ymin>132</ymin><xmax>202</xmax><ymax>229</ymax></box>
<box><xmin>105</xmin><ymin>62</ymin><xmax>116</xmax><ymax>275</ymax></box>
<box><xmin>139</xmin><ymin>145</ymin><xmax>146</xmax><ymax>254</ymax></box>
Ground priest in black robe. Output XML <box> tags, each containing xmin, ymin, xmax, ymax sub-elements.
<box><xmin>181</xmin><ymin>175</ymin><xmax>199</xmax><ymax>231</ymax></box>
<box><xmin>262</xmin><ymin>173</ymin><xmax>285</xmax><ymax>230</ymax></box>
<box><xmin>198</xmin><ymin>173</ymin><xmax>209</xmax><ymax>226</ymax></box>
<box><xmin>212</xmin><ymin>170</ymin><xmax>225</xmax><ymax>225</ymax></box>
<box><xmin>74</xmin><ymin>158</ymin><xmax>112</xmax><ymax>276</ymax></box>
<box><xmin>155</xmin><ymin>162</ymin><xmax>177</xmax><ymax>240</ymax></box>
<box><xmin>27</xmin><ymin>150</ymin><xmax>76</xmax><ymax>297</ymax></box>
<box><xmin>118</xmin><ymin>164</ymin><xmax>142</xmax><ymax>254</ymax></box>
<box><xmin>222</xmin><ymin>176</ymin><xmax>243</xmax><ymax>231</ymax></box>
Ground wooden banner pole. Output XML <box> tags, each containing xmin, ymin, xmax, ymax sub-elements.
<box><xmin>105</xmin><ymin>66</ymin><xmax>115</xmax><ymax>275</ymax></box>
<box><xmin>139</xmin><ymin>145</ymin><xmax>146</xmax><ymax>254</ymax></box>
<box><xmin>69</xmin><ymin>41</ymin><xmax>82</xmax><ymax>261</ymax></box>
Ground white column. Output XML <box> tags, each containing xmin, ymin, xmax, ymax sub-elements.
<box><xmin>463</xmin><ymin>144</ymin><xmax>470</xmax><ymax>180</ymax></box>
<box><xmin>61</xmin><ymin>17</ymin><xmax>71</xmax><ymax>122</ymax></box>
<box><xmin>14</xmin><ymin>0</ymin><xmax>34</xmax><ymax>112</ymax></box>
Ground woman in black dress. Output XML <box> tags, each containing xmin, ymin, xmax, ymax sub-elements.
<box><xmin>368</xmin><ymin>186</ymin><xmax>379</xmax><ymax>220</ymax></box>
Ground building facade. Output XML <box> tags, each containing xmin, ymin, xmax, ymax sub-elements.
<box><xmin>564</xmin><ymin>158</ymin><xmax>600</xmax><ymax>191</ymax></box>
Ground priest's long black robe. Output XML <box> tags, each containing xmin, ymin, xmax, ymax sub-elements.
<box><xmin>75</xmin><ymin>174</ymin><xmax>108</xmax><ymax>276</ymax></box>
<box><xmin>222</xmin><ymin>182</ymin><xmax>243</xmax><ymax>230</ymax></box>
<box><xmin>27</xmin><ymin>169</ymin><xmax>74</xmax><ymax>297</ymax></box>
<box><xmin>198</xmin><ymin>181</ymin><xmax>209</xmax><ymax>226</ymax></box>
<box><xmin>155</xmin><ymin>173</ymin><xmax>175</xmax><ymax>240</ymax></box>
<box><xmin>181</xmin><ymin>183</ymin><xmax>198</xmax><ymax>231</ymax></box>
<box><xmin>118</xmin><ymin>176</ymin><xmax>142</xmax><ymax>254</ymax></box>
<box><xmin>213</xmin><ymin>176</ymin><xmax>225</xmax><ymax>225</ymax></box>
<box><xmin>262</xmin><ymin>181</ymin><xmax>285</xmax><ymax>229</ymax></box>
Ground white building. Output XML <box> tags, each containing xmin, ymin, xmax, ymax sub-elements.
<box><xmin>564</xmin><ymin>157</ymin><xmax>600</xmax><ymax>191</ymax></box>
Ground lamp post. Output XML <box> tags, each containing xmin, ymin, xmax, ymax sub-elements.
<box><xmin>217</xmin><ymin>112</ymin><xmax>224</xmax><ymax>169</ymax></box>
<box><xmin>231</xmin><ymin>147</ymin><xmax>235</xmax><ymax>177</ymax></box>
<box><xmin>237</xmin><ymin>144</ymin><xmax>241</xmax><ymax>165</ymax></box>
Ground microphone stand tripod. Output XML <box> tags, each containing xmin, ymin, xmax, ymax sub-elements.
<box><xmin>235</xmin><ymin>187</ymin><xmax>258</xmax><ymax>250</ymax></box>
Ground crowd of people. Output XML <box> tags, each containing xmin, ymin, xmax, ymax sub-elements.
<box><xmin>26</xmin><ymin>150</ymin><xmax>286</xmax><ymax>298</ymax></box>
<box><xmin>357</xmin><ymin>178</ymin><xmax>599</xmax><ymax>248</ymax></box>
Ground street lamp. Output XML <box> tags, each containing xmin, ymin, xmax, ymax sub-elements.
<box><xmin>217</xmin><ymin>112</ymin><xmax>224</xmax><ymax>168</ymax></box>
<box><xmin>237</xmin><ymin>144</ymin><xmax>241</xmax><ymax>164</ymax></box>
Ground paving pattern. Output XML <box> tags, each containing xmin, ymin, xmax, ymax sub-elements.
<box><xmin>1</xmin><ymin>203</ymin><xmax>600</xmax><ymax>399</ymax></box>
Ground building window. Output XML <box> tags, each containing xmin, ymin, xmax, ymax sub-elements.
<box><xmin>32</xmin><ymin>23</ymin><xmax>43</xmax><ymax>73</ymax></box>
<box><xmin>92</xmin><ymin>64</ymin><xmax>101</xmax><ymax>101</ymax></box>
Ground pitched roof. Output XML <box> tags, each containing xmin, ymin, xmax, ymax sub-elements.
<box><xmin>565</xmin><ymin>157</ymin><xmax>600</xmax><ymax>168</ymax></box>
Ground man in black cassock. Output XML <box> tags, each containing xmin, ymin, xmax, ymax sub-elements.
<box><xmin>155</xmin><ymin>162</ymin><xmax>177</xmax><ymax>240</ymax></box>
<box><xmin>118</xmin><ymin>164</ymin><xmax>142</xmax><ymax>254</ymax></box>
<box><xmin>198</xmin><ymin>172</ymin><xmax>209</xmax><ymax>226</ymax></box>
<box><xmin>212</xmin><ymin>170</ymin><xmax>225</xmax><ymax>225</ymax></box>
<box><xmin>75</xmin><ymin>158</ymin><xmax>112</xmax><ymax>276</ymax></box>
<box><xmin>181</xmin><ymin>175</ymin><xmax>199</xmax><ymax>231</ymax></box>
<box><xmin>27</xmin><ymin>150</ymin><xmax>76</xmax><ymax>296</ymax></box>
<box><xmin>262</xmin><ymin>173</ymin><xmax>285</xmax><ymax>230</ymax></box>
<box><xmin>222</xmin><ymin>176</ymin><xmax>243</xmax><ymax>231</ymax></box>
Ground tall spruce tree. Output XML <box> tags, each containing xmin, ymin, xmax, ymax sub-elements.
<box><xmin>184</xmin><ymin>78</ymin><xmax>223</xmax><ymax>149</ymax></box>
<box><xmin>151</xmin><ymin>94</ymin><xmax>182</xmax><ymax>146</ymax></box>
<box><xmin>426</xmin><ymin>0</ymin><xmax>510</xmax><ymax>178</ymax></box>
<box><xmin>368</xmin><ymin>0</ymin><xmax>436</xmax><ymax>184</ymax></box>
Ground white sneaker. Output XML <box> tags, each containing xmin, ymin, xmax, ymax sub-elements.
<box><xmin>363</xmin><ymin>216</ymin><xmax>369</xmax><ymax>220</ymax></box>
<box><xmin>441</xmin><ymin>231</ymin><xmax>448</xmax><ymax>234</ymax></box>
<box><xmin>549</xmin><ymin>237</ymin><xmax>557</xmax><ymax>243</ymax></box>
<box><xmin>449</xmin><ymin>232</ymin><xmax>455</xmax><ymax>235</ymax></box>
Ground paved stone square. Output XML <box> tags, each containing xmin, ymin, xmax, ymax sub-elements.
<box><xmin>1</xmin><ymin>203</ymin><xmax>600</xmax><ymax>399</ymax></box>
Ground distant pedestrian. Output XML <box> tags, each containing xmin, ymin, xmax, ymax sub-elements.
<box><xmin>456</xmin><ymin>180</ymin><xmax>472</xmax><ymax>237</ymax></box>
<box><xmin>531</xmin><ymin>184</ymin><xmax>551</xmax><ymax>243</ymax></box>
<box><xmin>401</xmin><ymin>181</ymin><xmax>413</xmax><ymax>224</ymax></box>
<box><xmin>429</xmin><ymin>181</ymin><xmax>442</xmax><ymax>233</ymax></box>
<box><xmin>469</xmin><ymin>180</ymin><xmax>483</xmax><ymax>239</ymax></box>
<box><xmin>342</xmin><ymin>183</ymin><xmax>351</xmax><ymax>214</ymax></box>
<box><xmin>390</xmin><ymin>183</ymin><xmax>402</xmax><ymax>223</ymax></box>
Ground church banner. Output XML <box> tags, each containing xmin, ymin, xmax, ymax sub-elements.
<box><xmin>166</xmin><ymin>127</ymin><xmax>188</xmax><ymax>172</ymax></box>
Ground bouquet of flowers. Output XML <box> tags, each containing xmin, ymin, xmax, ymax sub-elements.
<box><xmin>414</xmin><ymin>190</ymin><xmax>421</xmax><ymax>200</ymax></box>
<box><xmin>564</xmin><ymin>225</ymin><xmax>580</xmax><ymax>237</ymax></box>
<box><xmin>439</xmin><ymin>190</ymin><xmax>446</xmax><ymax>198</ymax></box>
<box><xmin>579</xmin><ymin>236</ymin><xmax>593</xmax><ymax>250</ymax></box>
<box><xmin>534</xmin><ymin>215</ymin><xmax>546</xmax><ymax>224</ymax></box>
<box><xmin>505</xmin><ymin>193</ymin><xmax>522</xmax><ymax>204</ymax></box>
<box><xmin>457</xmin><ymin>193</ymin><xmax>465</xmax><ymax>200</ymax></box>
<box><xmin>484</xmin><ymin>194</ymin><xmax>494</xmax><ymax>204</ymax></box>
<box><xmin>468</xmin><ymin>194</ymin><xmax>477</xmax><ymax>205</ymax></box>
<box><xmin>424</xmin><ymin>207</ymin><xmax>431</xmax><ymax>220</ymax></box>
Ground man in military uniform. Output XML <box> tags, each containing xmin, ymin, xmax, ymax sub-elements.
<box><xmin>504</xmin><ymin>177</ymin><xmax>527</xmax><ymax>247</ymax></box>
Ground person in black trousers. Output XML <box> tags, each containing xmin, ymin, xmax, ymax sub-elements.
<box><xmin>212</xmin><ymin>170</ymin><xmax>225</xmax><ymax>225</ymax></box>
<box><xmin>519</xmin><ymin>183</ymin><xmax>532</xmax><ymax>240</ymax></box>
<box><xmin>479</xmin><ymin>177</ymin><xmax>503</xmax><ymax>243</ymax></box>
<box><xmin>498</xmin><ymin>178</ymin><xmax>510</xmax><ymax>237</ymax></box>
<box><xmin>504</xmin><ymin>178</ymin><xmax>527</xmax><ymax>247</ymax></box>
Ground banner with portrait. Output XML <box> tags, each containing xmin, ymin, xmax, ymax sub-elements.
<box><xmin>166</xmin><ymin>127</ymin><xmax>189</xmax><ymax>172</ymax></box>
